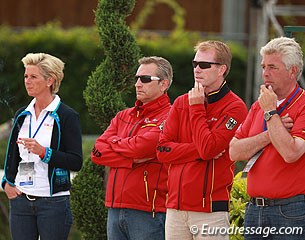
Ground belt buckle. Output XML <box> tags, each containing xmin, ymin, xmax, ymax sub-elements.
<box><xmin>26</xmin><ymin>194</ymin><xmax>36</xmax><ymax>201</ymax></box>
<box><xmin>255</xmin><ymin>197</ymin><xmax>265</xmax><ymax>206</ymax></box>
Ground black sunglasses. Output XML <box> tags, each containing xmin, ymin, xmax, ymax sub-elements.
<box><xmin>135</xmin><ymin>75</ymin><xmax>161</xmax><ymax>83</ymax></box>
<box><xmin>192</xmin><ymin>61</ymin><xmax>222</xmax><ymax>69</ymax></box>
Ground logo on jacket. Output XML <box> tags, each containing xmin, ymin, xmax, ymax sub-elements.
<box><xmin>144</xmin><ymin>118</ymin><xmax>158</xmax><ymax>123</ymax></box>
<box><xmin>207</xmin><ymin>117</ymin><xmax>218</xmax><ymax>123</ymax></box>
<box><xmin>225</xmin><ymin>117</ymin><xmax>237</xmax><ymax>130</ymax></box>
<box><xmin>92</xmin><ymin>146</ymin><xmax>102</xmax><ymax>157</ymax></box>
<box><xmin>159</xmin><ymin>120</ymin><xmax>166</xmax><ymax>131</ymax></box>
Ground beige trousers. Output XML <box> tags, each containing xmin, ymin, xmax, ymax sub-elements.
<box><xmin>165</xmin><ymin>208</ymin><xmax>230</xmax><ymax>240</ymax></box>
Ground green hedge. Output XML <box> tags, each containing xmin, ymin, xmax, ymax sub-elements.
<box><xmin>0</xmin><ymin>24</ymin><xmax>248</xmax><ymax>134</ymax></box>
<box><xmin>1</xmin><ymin>24</ymin><xmax>305</xmax><ymax>134</ymax></box>
<box><xmin>0</xmin><ymin>24</ymin><xmax>104</xmax><ymax>134</ymax></box>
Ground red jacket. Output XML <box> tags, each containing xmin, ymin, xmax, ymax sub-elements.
<box><xmin>91</xmin><ymin>94</ymin><xmax>170</xmax><ymax>214</ymax></box>
<box><xmin>157</xmin><ymin>83</ymin><xmax>247</xmax><ymax>212</ymax></box>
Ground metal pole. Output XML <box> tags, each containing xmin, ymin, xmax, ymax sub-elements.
<box><xmin>253</xmin><ymin>1</ymin><xmax>268</xmax><ymax>101</ymax></box>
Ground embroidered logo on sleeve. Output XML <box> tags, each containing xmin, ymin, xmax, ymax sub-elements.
<box><xmin>225</xmin><ymin>117</ymin><xmax>237</xmax><ymax>130</ymax></box>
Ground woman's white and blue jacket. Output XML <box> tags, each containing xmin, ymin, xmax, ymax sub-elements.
<box><xmin>1</xmin><ymin>101</ymin><xmax>83</xmax><ymax>195</ymax></box>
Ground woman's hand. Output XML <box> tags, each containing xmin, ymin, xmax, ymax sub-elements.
<box><xmin>4</xmin><ymin>183</ymin><xmax>22</xmax><ymax>199</ymax></box>
<box><xmin>17</xmin><ymin>138</ymin><xmax>45</xmax><ymax>156</ymax></box>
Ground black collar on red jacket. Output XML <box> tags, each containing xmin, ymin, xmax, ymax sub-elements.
<box><xmin>207</xmin><ymin>81</ymin><xmax>230</xmax><ymax>104</ymax></box>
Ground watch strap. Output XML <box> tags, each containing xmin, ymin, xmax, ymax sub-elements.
<box><xmin>268</xmin><ymin>110</ymin><xmax>277</xmax><ymax>116</ymax></box>
<box><xmin>264</xmin><ymin>110</ymin><xmax>278</xmax><ymax>121</ymax></box>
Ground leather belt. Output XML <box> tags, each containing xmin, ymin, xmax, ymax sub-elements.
<box><xmin>251</xmin><ymin>194</ymin><xmax>305</xmax><ymax>207</ymax></box>
<box><xmin>22</xmin><ymin>193</ymin><xmax>42</xmax><ymax>201</ymax></box>
<box><xmin>212</xmin><ymin>201</ymin><xmax>229</xmax><ymax>212</ymax></box>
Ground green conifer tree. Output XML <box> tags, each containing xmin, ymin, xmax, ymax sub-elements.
<box><xmin>71</xmin><ymin>0</ymin><xmax>141</xmax><ymax>239</ymax></box>
<box><xmin>84</xmin><ymin>0</ymin><xmax>141</xmax><ymax>129</ymax></box>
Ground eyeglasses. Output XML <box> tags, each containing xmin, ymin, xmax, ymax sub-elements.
<box><xmin>192</xmin><ymin>61</ymin><xmax>222</xmax><ymax>69</ymax></box>
<box><xmin>135</xmin><ymin>75</ymin><xmax>161</xmax><ymax>83</ymax></box>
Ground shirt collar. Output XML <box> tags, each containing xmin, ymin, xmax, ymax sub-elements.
<box><xmin>25</xmin><ymin>95</ymin><xmax>61</xmax><ymax>115</ymax></box>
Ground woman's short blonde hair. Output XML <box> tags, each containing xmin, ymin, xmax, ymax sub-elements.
<box><xmin>21</xmin><ymin>53</ymin><xmax>65</xmax><ymax>94</ymax></box>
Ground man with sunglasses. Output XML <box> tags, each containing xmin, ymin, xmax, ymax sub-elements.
<box><xmin>91</xmin><ymin>56</ymin><xmax>173</xmax><ymax>240</ymax></box>
<box><xmin>157</xmin><ymin>40</ymin><xmax>248</xmax><ymax>239</ymax></box>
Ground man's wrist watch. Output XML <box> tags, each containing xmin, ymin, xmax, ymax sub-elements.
<box><xmin>264</xmin><ymin>110</ymin><xmax>278</xmax><ymax>121</ymax></box>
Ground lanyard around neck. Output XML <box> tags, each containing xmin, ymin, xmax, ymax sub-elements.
<box><xmin>263</xmin><ymin>86</ymin><xmax>300</xmax><ymax>131</ymax></box>
<box><xmin>277</xmin><ymin>86</ymin><xmax>300</xmax><ymax>115</ymax></box>
<box><xmin>29</xmin><ymin>111</ymin><xmax>50</xmax><ymax>138</ymax></box>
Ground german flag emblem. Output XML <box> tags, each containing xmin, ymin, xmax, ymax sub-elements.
<box><xmin>225</xmin><ymin>117</ymin><xmax>237</xmax><ymax>130</ymax></box>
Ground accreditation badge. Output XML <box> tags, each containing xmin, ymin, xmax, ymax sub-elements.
<box><xmin>19</xmin><ymin>162</ymin><xmax>35</xmax><ymax>187</ymax></box>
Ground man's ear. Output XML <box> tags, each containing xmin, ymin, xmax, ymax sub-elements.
<box><xmin>219</xmin><ymin>64</ymin><xmax>227</xmax><ymax>77</ymax></box>
<box><xmin>290</xmin><ymin>65</ymin><xmax>299</xmax><ymax>81</ymax></box>
<box><xmin>161</xmin><ymin>79</ymin><xmax>170</xmax><ymax>92</ymax></box>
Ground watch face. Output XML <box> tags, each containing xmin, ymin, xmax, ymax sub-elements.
<box><xmin>264</xmin><ymin>112</ymin><xmax>271</xmax><ymax>121</ymax></box>
<box><xmin>264</xmin><ymin>110</ymin><xmax>277</xmax><ymax>121</ymax></box>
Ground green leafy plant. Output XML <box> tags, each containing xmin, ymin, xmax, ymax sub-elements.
<box><xmin>229</xmin><ymin>171</ymin><xmax>249</xmax><ymax>240</ymax></box>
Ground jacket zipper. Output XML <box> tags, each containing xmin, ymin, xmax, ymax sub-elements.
<box><xmin>118</xmin><ymin>162</ymin><xmax>162</xmax><ymax>217</ymax></box>
<box><xmin>151</xmin><ymin>163</ymin><xmax>164</xmax><ymax>218</ymax></box>
<box><xmin>152</xmin><ymin>189</ymin><xmax>157</xmax><ymax>218</ymax></box>
<box><xmin>144</xmin><ymin>170</ymin><xmax>149</xmax><ymax>202</ymax></box>
<box><xmin>128</xmin><ymin>111</ymin><xmax>143</xmax><ymax>137</ymax></box>
<box><xmin>202</xmin><ymin>161</ymin><xmax>210</xmax><ymax>208</ymax></box>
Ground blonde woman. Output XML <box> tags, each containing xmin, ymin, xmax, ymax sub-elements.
<box><xmin>2</xmin><ymin>53</ymin><xmax>83</xmax><ymax>240</ymax></box>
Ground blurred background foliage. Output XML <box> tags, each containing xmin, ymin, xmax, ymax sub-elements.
<box><xmin>0</xmin><ymin>23</ymin><xmax>103</xmax><ymax>134</ymax></box>
<box><xmin>230</xmin><ymin>172</ymin><xmax>250</xmax><ymax>240</ymax></box>
<box><xmin>0</xmin><ymin>23</ymin><xmax>248</xmax><ymax>135</ymax></box>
